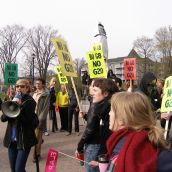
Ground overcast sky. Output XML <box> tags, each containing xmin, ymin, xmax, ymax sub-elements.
<box><xmin>0</xmin><ymin>0</ymin><xmax>171</xmax><ymax>60</ymax></box>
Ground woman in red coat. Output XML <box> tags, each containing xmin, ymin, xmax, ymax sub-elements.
<box><xmin>90</xmin><ymin>92</ymin><xmax>172</xmax><ymax>172</ymax></box>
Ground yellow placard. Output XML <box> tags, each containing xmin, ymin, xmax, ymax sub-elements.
<box><xmin>51</xmin><ymin>38</ymin><xmax>77</xmax><ymax>77</ymax></box>
<box><xmin>161</xmin><ymin>76</ymin><xmax>172</xmax><ymax>112</ymax></box>
<box><xmin>86</xmin><ymin>50</ymin><xmax>107</xmax><ymax>79</ymax></box>
<box><xmin>92</xmin><ymin>43</ymin><xmax>102</xmax><ymax>51</ymax></box>
<box><xmin>54</xmin><ymin>66</ymin><xmax>68</xmax><ymax>84</ymax></box>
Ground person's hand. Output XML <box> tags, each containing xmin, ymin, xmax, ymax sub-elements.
<box><xmin>75</xmin><ymin>106</ymin><xmax>79</xmax><ymax>112</ymax></box>
<box><xmin>127</xmin><ymin>80</ymin><xmax>133</xmax><ymax>92</ymax></box>
<box><xmin>75</xmin><ymin>150</ymin><xmax>83</xmax><ymax>159</ymax></box>
<box><xmin>13</xmin><ymin>92</ymin><xmax>22</xmax><ymax>104</ymax></box>
<box><xmin>89</xmin><ymin>161</ymin><xmax>99</xmax><ymax>167</ymax></box>
<box><xmin>161</xmin><ymin>112</ymin><xmax>171</xmax><ymax>120</ymax></box>
<box><xmin>75</xmin><ymin>150</ymin><xmax>79</xmax><ymax>157</ymax></box>
<box><xmin>79</xmin><ymin>111</ymin><xmax>84</xmax><ymax>118</ymax></box>
<box><xmin>55</xmin><ymin>105</ymin><xmax>59</xmax><ymax>112</ymax></box>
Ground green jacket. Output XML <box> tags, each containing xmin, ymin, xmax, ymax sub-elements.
<box><xmin>34</xmin><ymin>90</ymin><xmax>49</xmax><ymax>129</ymax></box>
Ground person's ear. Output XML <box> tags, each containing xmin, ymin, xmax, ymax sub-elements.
<box><xmin>103</xmin><ymin>92</ymin><xmax>108</xmax><ymax>97</ymax></box>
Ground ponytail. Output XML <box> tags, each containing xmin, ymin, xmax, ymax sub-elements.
<box><xmin>148</xmin><ymin>125</ymin><xmax>169</xmax><ymax>149</ymax></box>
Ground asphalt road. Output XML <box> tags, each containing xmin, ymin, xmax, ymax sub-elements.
<box><xmin>0</xmin><ymin>111</ymin><xmax>85</xmax><ymax>172</ymax></box>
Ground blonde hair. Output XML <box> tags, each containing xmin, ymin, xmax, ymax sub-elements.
<box><xmin>111</xmin><ymin>92</ymin><xmax>168</xmax><ymax>149</ymax></box>
<box><xmin>16</xmin><ymin>79</ymin><xmax>31</xmax><ymax>92</ymax></box>
<box><xmin>16</xmin><ymin>79</ymin><xmax>30</xmax><ymax>88</ymax></box>
<box><xmin>49</xmin><ymin>77</ymin><xmax>57</xmax><ymax>88</ymax></box>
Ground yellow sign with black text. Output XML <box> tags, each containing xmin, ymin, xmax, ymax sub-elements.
<box><xmin>51</xmin><ymin>38</ymin><xmax>77</xmax><ymax>77</ymax></box>
<box><xmin>161</xmin><ymin>76</ymin><xmax>172</xmax><ymax>112</ymax></box>
<box><xmin>86</xmin><ymin>49</ymin><xmax>107</xmax><ymax>78</ymax></box>
<box><xmin>54</xmin><ymin>66</ymin><xmax>68</xmax><ymax>84</ymax></box>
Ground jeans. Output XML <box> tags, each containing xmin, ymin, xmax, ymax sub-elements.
<box><xmin>84</xmin><ymin>144</ymin><xmax>100</xmax><ymax>172</ymax></box>
<box><xmin>8</xmin><ymin>142</ymin><xmax>31</xmax><ymax>172</ymax></box>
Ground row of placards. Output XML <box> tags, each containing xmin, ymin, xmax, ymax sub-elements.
<box><xmin>52</xmin><ymin>38</ymin><xmax>108</xmax><ymax>79</ymax></box>
<box><xmin>3</xmin><ymin>38</ymin><xmax>137</xmax><ymax>85</ymax></box>
<box><xmin>3</xmin><ymin>37</ymin><xmax>171</xmax><ymax>113</ymax></box>
<box><xmin>52</xmin><ymin>38</ymin><xmax>137</xmax><ymax>81</ymax></box>
<box><xmin>52</xmin><ymin>38</ymin><xmax>172</xmax><ymax>113</ymax></box>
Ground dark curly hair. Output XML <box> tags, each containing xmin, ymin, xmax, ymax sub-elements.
<box><xmin>93</xmin><ymin>78</ymin><xmax>119</xmax><ymax>98</ymax></box>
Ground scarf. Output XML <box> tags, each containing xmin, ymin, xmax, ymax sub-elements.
<box><xmin>106</xmin><ymin>128</ymin><xmax>160</xmax><ymax>172</ymax></box>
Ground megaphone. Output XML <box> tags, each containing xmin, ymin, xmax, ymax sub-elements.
<box><xmin>1</xmin><ymin>101</ymin><xmax>20</xmax><ymax>118</ymax></box>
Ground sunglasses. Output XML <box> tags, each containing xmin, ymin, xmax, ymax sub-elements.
<box><xmin>16</xmin><ymin>85</ymin><xmax>26</xmax><ymax>88</ymax></box>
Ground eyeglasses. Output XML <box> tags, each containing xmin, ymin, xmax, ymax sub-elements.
<box><xmin>16</xmin><ymin>85</ymin><xmax>26</xmax><ymax>88</ymax></box>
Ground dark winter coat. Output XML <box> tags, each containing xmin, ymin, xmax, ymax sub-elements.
<box><xmin>49</xmin><ymin>87</ymin><xmax>56</xmax><ymax>110</ymax></box>
<box><xmin>77</xmin><ymin>98</ymin><xmax>112</xmax><ymax>155</ymax></box>
<box><xmin>138</xmin><ymin>72</ymin><xmax>157</xmax><ymax>96</ymax></box>
<box><xmin>68</xmin><ymin>89</ymin><xmax>77</xmax><ymax>108</ymax></box>
<box><xmin>82</xmin><ymin>73</ymin><xmax>90</xmax><ymax>85</ymax></box>
<box><xmin>1</xmin><ymin>94</ymin><xmax>37</xmax><ymax>149</ymax></box>
<box><xmin>137</xmin><ymin>72</ymin><xmax>158</xmax><ymax>110</ymax></box>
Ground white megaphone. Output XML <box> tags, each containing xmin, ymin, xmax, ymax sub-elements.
<box><xmin>1</xmin><ymin>92</ymin><xmax>22</xmax><ymax>118</ymax></box>
<box><xmin>1</xmin><ymin>101</ymin><xmax>20</xmax><ymax>118</ymax></box>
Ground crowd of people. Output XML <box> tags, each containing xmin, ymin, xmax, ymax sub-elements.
<box><xmin>0</xmin><ymin>70</ymin><xmax>172</xmax><ymax>172</ymax></box>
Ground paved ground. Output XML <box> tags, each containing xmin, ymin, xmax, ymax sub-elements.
<box><xmin>0</xmin><ymin>111</ymin><xmax>86</xmax><ymax>172</ymax></box>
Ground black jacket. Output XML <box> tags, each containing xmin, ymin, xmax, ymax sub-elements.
<box><xmin>138</xmin><ymin>72</ymin><xmax>157</xmax><ymax>96</ymax></box>
<box><xmin>1</xmin><ymin>94</ymin><xmax>37</xmax><ymax>149</ymax></box>
<box><xmin>68</xmin><ymin>89</ymin><xmax>77</xmax><ymax>108</ymax></box>
<box><xmin>77</xmin><ymin>98</ymin><xmax>112</xmax><ymax>155</ymax></box>
<box><xmin>49</xmin><ymin>87</ymin><xmax>56</xmax><ymax>110</ymax></box>
<box><xmin>137</xmin><ymin>72</ymin><xmax>158</xmax><ymax>110</ymax></box>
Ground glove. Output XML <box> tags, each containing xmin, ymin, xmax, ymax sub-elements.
<box><xmin>12</xmin><ymin>92</ymin><xmax>22</xmax><ymax>102</ymax></box>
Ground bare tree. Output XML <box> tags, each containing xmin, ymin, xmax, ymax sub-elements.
<box><xmin>20</xmin><ymin>52</ymin><xmax>35</xmax><ymax>78</ymax></box>
<box><xmin>155</xmin><ymin>26</ymin><xmax>172</xmax><ymax>76</ymax></box>
<box><xmin>26</xmin><ymin>25</ymin><xmax>58</xmax><ymax>81</ymax></box>
<box><xmin>0</xmin><ymin>25</ymin><xmax>28</xmax><ymax>75</ymax></box>
<box><xmin>74</xmin><ymin>57</ymin><xmax>86</xmax><ymax>76</ymax></box>
<box><xmin>133</xmin><ymin>36</ymin><xmax>155</xmax><ymax>72</ymax></box>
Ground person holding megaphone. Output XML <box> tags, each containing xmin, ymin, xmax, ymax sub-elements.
<box><xmin>1</xmin><ymin>79</ymin><xmax>37</xmax><ymax>172</ymax></box>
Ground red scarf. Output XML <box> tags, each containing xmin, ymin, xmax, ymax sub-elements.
<box><xmin>106</xmin><ymin>128</ymin><xmax>160</xmax><ymax>172</ymax></box>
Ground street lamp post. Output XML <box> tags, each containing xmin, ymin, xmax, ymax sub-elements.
<box><xmin>32</xmin><ymin>53</ymin><xmax>35</xmax><ymax>86</ymax></box>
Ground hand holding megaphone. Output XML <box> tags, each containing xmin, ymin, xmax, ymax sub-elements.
<box><xmin>12</xmin><ymin>92</ymin><xmax>22</xmax><ymax>104</ymax></box>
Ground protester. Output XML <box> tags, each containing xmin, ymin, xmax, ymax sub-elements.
<box><xmin>66</xmin><ymin>86</ymin><xmax>79</xmax><ymax>136</ymax></box>
<box><xmin>82</xmin><ymin>71</ymin><xmax>90</xmax><ymax>99</ymax></box>
<box><xmin>76</xmin><ymin>78</ymin><xmax>119</xmax><ymax>172</ymax></box>
<box><xmin>1</xmin><ymin>79</ymin><xmax>37</xmax><ymax>172</ymax></box>
<box><xmin>138</xmin><ymin>72</ymin><xmax>157</xmax><ymax>94</ymax></box>
<box><xmin>49</xmin><ymin>77</ymin><xmax>58</xmax><ymax>132</ymax></box>
<box><xmin>56</xmin><ymin>84</ymin><xmax>69</xmax><ymax>131</ymax></box>
<box><xmin>82</xmin><ymin>71</ymin><xmax>90</xmax><ymax>86</ymax></box>
<box><xmin>107</xmin><ymin>69</ymin><xmax>116</xmax><ymax>80</ymax></box>
<box><xmin>32</xmin><ymin>78</ymin><xmax>49</xmax><ymax>162</ymax></box>
<box><xmin>4</xmin><ymin>86</ymin><xmax>15</xmax><ymax>101</ymax></box>
<box><xmin>90</xmin><ymin>92</ymin><xmax>172</xmax><ymax>172</ymax></box>
<box><xmin>151</xmin><ymin>79</ymin><xmax>164</xmax><ymax>110</ymax></box>
<box><xmin>114</xmin><ymin>77</ymin><xmax>123</xmax><ymax>92</ymax></box>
